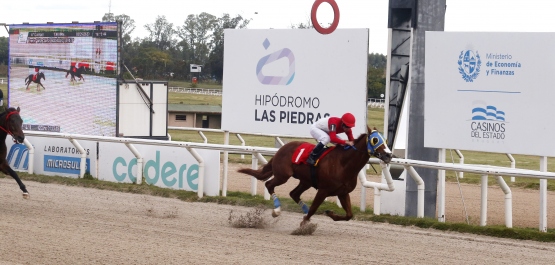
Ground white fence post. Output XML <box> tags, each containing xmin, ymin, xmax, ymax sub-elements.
<box><xmin>124</xmin><ymin>143</ymin><xmax>143</xmax><ymax>184</ymax></box>
<box><xmin>438</xmin><ymin>148</ymin><xmax>446</xmax><ymax>222</ymax></box>
<box><xmin>480</xmin><ymin>174</ymin><xmax>488</xmax><ymax>226</ymax></box>
<box><xmin>539</xmin><ymin>156</ymin><xmax>548</xmax><ymax>232</ymax></box>
<box><xmin>69</xmin><ymin>138</ymin><xmax>87</xmax><ymax>178</ymax></box>
<box><xmin>222</xmin><ymin>131</ymin><xmax>229</xmax><ymax>196</ymax></box>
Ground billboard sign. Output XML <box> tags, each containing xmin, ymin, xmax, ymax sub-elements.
<box><xmin>222</xmin><ymin>29</ymin><xmax>369</xmax><ymax>137</ymax></box>
<box><xmin>6</xmin><ymin>136</ymin><xmax>97</xmax><ymax>178</ymax></box>
<box><xmin>425</xmin><ymin>32</ymin><xmax>555</xmax><ymax>156</ymax></box>
<box><xmin>8</xmin><ymin>22</ymin><xmax>118</xmax><ymax>136</ymax></box>
<box><xmin>98</xmin><ymin>142</ymin><xmax>220</xmax><ymax>196</ymax></box>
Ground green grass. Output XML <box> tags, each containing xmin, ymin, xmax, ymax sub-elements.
<box><xmin>7</xmin><ymin>171</ymin><xmax>555</xmax><ymax>242</ymax></box>
<box><xmin>168</xmin><ymin>92</ymin><xmax>222</xmax><ymax>105</ymax></box>
<box><xmin>168</xmin><ymin>80</ymin><xmax>222</xmax><ymax>90</ymax></box>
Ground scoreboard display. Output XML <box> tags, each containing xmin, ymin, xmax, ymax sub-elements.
<box><xmin>8</xmin><ymin>22</ymin><xmax>119</xmax><ymax>136</ymax></box>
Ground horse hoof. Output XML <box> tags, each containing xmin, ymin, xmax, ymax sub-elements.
<box><xmin>272</xmin><ymin>207</ymin><xmax>281</xmax><ymax>218</ymax></box>
<box><xmin>22</xmin><ymin>193</ymin><xmax>30</xmax><ymax>199</ymax></box>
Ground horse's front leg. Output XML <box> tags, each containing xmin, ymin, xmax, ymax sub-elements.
<box><xmin>300</xmin><ymin>190</ymin><xmax>329</xmax><ymax>226</ymax></box>
<box><xmin>0</xmin><ymin>162</ymin><xmax>29</xmax><ymax>199</ymax></box>
<box><xmin>325</xmin><ymin>194</ymin><xmax>353</xmax><ymax>221</ymax></box>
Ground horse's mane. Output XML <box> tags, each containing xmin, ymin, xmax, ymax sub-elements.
<box><xmin>354</xmin><ymin>133</ymin><xmax>367</xmax><ymax>144</ymax></box>
<box><xmin>354</xmin><ymin>126</ymin><xmax>379</xmax><ymax>145</ymax></box>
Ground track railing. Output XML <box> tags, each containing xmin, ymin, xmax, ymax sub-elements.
<box><xmin>21</xmin><ymin>130</ymin><xmax>555</xmax><ymax>231</ymax></box>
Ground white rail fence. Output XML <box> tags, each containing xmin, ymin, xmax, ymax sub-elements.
<box><xmin>168</xmin><ymin>87</ymin><xmax>222</xmax><ymax>96</ymax></box>
<box><xmin>367</xmin><ymin>98</ymin><xmax>385</xmax><ymax>108</ymax></box>
<box><xmin>21</xmin><ymin>130</ymin><xmax>555</xmax><ymax>232</ymax></box>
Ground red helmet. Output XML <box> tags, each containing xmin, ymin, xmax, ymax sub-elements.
<box><xmin>341</xmin><ymin>113</ymin><xmax>355</xmax><ymax>128</ymax></box>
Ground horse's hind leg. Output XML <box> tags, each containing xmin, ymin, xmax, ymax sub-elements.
<box><xmin>325</xmin><ymin>194</ymin><xmax>353</xmax><ymax>222</ymax></box>
<box><xmin>289</xmin><ymin>181</ymin><xmax>311</xmax><ymax>214</ymax></box>
<box><xmin>264</xmin><ymin>173</ymin><xmax>291</xmax><ymax>217</ymax></box>
<box><xmin>0</xmin><ymin>161</ymin><xmax>29</xmax><ymax>198</ymax></box>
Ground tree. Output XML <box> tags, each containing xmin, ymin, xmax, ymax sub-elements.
<box><xmin>102</xmin><ymin>12</ymin><xmax>115</xmax><ymax>22</ymax></box>
<box><xmin>368</xmin><ymin>53</ymin><xmax>387</xmax><ymax>69</ymax></box>
<box><xmin>131</xmin><ymin>46</ymin><xmax>172</xmax><ymax>79</ymax></box>
<box><xmin>207</xmin><ymin>14</ymin><xmax>250</xmax><ymax>82</ymax></box>
<box><xmin>102</xmin><ymin>13</ymin><xmax>136</xmax><ymax>69</ymax></box>
<box><xmin>290</xmin><ymin>16</ymin><xmax>313</xmax><ymax>29</ymax></box>
<box><xmin>366</xmin><ymin>53</ymin><xmax>387</xmax><ymax>98</ymax></box>
<box><xmin>144</xmin><ymin>15</ymin><xmax>176</xmax><ymax>51</ymax></box>
<box><xmin>0</xmin><ymin>37</ymin><xmax>8</xmax><ymax>65</ymax></box>
<box><xmin>177</xmin><ymin>12</ymin><xmax>218</xmax><ymax>70</ymax></box>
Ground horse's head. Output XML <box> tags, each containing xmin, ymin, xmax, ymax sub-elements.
<box><xmin>366</xmin><ymin>127</ymin><xmax>392</xmax><ymax>164</ymax></box>
<box><xmin>1</xmin><ymin>107</ymin><xmax>25</xmax><ymax>144</ymax></box>
<box><xmin>40</xmin><ymin>72</ymin><xmax>45</xmax><ymax>80</ymax></box>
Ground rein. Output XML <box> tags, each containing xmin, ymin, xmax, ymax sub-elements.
<box><xmin>0</xmin><ymin>110</ymin><xmax>20</xmax><ymax>142</ymax></box>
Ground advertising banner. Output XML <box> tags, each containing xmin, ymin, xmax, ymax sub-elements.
<box><xmin>8</xmin><ymin>22</ymin><xmax>118</xmax><ymax>136</ymax></box>
<box><xmin>222</xmin><ymin>29</ymin><xmax>369</xmax><ymax>138</ymax></box>
<box><xmin>425</xmin><ymin>32</ymin><xmax>555</xmax><ymax>156</ymax></box>
<box><xmin>98</xmin><ymin>142</ymin><xmax>221</xmax><ymax>196</ymax></box>
<box><xmin>6</xmin><ymin>136</ymin><xmax>97</xmax><ymax>177</ymax></box>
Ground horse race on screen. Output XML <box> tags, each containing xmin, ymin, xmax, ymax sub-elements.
<box><xmin>7</xmin><ymin>22</ymin><xmax>118</xmax><ymax>136</ymax></box>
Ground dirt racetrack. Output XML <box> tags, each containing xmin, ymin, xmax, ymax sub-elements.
<box><xmin>2</xmin><ymin>166</ymin><xmax>555</xmax><ymax>264</ymax></box>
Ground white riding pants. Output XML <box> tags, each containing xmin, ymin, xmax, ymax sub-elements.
<box><xmin>310</xmin><ymin>126</ymin><xmax>330</xmax><ymax>145</ymax></box>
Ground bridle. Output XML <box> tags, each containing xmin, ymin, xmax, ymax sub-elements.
<box><xmin>0</xmin><ymin>110</ymin><xmax>21</xmax><ymax>143</ymax></box>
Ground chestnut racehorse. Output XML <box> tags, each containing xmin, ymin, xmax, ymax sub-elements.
<box><xmin>238</xmin><ymin>125</ymin><xmax>391</xmax><ymax>227</ymax></box>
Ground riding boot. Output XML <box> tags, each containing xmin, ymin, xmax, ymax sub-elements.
<box><xmin>306</xmin><ymin>142</ymin><xmax>325</xmax><ymax>166</ymax></box>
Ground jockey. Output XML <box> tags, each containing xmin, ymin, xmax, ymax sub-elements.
<box><xmin>33</xmin><ymin>67</ymin><xmax>39</xmax><ymax>81</ymax></box>
<box><xmin>306</xmin><ymin>112</ymin><xmax>356</xmax><ymax>165</ymax></box>
<box><xmin>73</xmin><ymin>62</ymin><xmax>80</xmax><ymax>72</ymax></box>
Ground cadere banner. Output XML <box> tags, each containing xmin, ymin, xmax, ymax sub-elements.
<box><xmin>425</xmin><ymin>32</ymin><xmax>555</xmax><ymax>156</ymax></box>
<box><xmin>222</xmin><ymin>29</ymin><xmax>369</xmax><ymax>138</ymax></box>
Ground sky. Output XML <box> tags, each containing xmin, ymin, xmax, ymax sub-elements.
<box><xmin>2</xmin><ymin>0</ymin><xmax>555</xmax><ymax>55</ymax></box>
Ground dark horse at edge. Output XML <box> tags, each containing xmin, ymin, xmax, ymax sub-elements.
<box><xmin>238</xmin><ymin>125</ymin><xmax>392</xmax><ymax>227</ymax></box>
<box><xmin>24</xmin><ymin>72</ymin><xmax>46</xmax><ymax>91</ymax></box>
<box><xmin>0</xmin><ymin>107</ymin><xmax>29</xmax><ymax>198</ymax></box>
<box><xmin>65</xmin><ymin>66</ymin><xmax>85</xmax><ymax>83</ymax></box>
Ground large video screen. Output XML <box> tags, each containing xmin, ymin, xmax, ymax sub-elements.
<box><xmin>8</xmin><ymin>22</ymin><xmax>118</xmax><ymax>136</ymax></box>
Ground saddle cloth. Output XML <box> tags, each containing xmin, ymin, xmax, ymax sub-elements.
<box><xmin>292</xmin><ymin>143</ymin><xmax>335</xmax><ymax>165</ymax></box>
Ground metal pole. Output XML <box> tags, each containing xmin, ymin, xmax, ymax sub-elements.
<box><xmin>480</xmin><ymin>174</ymin><xmax>488</xmax><ymax>226</ymax></box>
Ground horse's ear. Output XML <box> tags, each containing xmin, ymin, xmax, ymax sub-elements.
<box><xmin>367</xmin><ymin>125</ymin><xmax>371</xmax><ymax>133</ymax></box>
<box><xmin>16</xmin><ymin>107</ymin><xmax>20</xmax><ymax>112</ymax></box>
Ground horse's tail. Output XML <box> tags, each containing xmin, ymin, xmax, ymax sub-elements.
<box><xmin>237</xmin><ymin>158</ymin><xmax>274</xmax><ymax>181</ymax></box>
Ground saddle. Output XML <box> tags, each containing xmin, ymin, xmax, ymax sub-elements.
<box><xmin>292</xmin><ymin>143</ymin><xmax>335</xmax><ymax>165</ymax></box>
<box><xmin>292</xmin><ymin>143</ymin><xmax>336</xmax><ymax>189</ymax></box>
